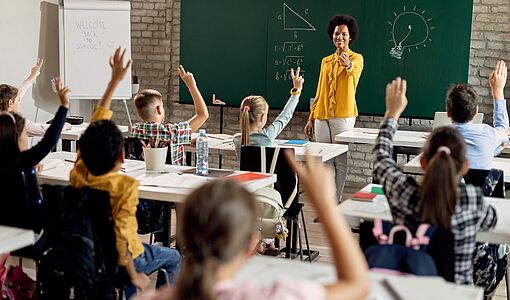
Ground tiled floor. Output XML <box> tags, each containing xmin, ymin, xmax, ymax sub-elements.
<box><xmin>8</xmin><ymin>184</ymin><xmax>508</xmax><ymax>299</ymax></box>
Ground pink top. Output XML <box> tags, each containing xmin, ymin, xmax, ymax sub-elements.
<box><xmin>214</xmin><ymin>279</ymin><xmax>326</xmax><ymax>300</ymax></box>
<box><xmin>133</xmin><ymin>278</ymin><xmax>327</xmax><ymax>300</ymax></box>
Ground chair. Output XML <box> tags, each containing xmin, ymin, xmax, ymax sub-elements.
<box><xmin>124</xmin><ymin>137</ymin><xmax>174</xmax><ymax>246</ymax></box>
<box><xmin>240</xmin><ymin>146</ymin><xmax>317</xmax><ymax>261</ymax></box>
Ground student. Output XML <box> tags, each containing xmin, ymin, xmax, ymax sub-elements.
<box><xmin>446</xmin><ymin>60</ymin><xmax>508</xmax><ymax>170</ymax></box>
<box><xmin>69</xmin><ymin>48</ymin><xmax>181</xmax><ymax>294</ymax></box>
<box><xmin>135</xmin><ymin>152</ymin><xmax>369</xmax><ymax>300</ymax></box>
<box><xmin>131</xmin><ymin>65</ymin><xmax>209</xmax><ymax>166</ymax></box>
<box><xmin>373</xmin><ymin>77</ymin><xmax>498</xmax><ymax>284</ymax></box>
<box><xmin>232</xmin><ymin>67</ymin><xmax>304</xmax><ymax>159</ymax></box>
<box><xmin>0</xmin><ymin>77</ymin><xmax>69</xmax><ymax>235</ymax></box>
<box><xmin>0</xmin><ymin>58</ymin><xmax>71</xmax><ymax>136</ymax></box>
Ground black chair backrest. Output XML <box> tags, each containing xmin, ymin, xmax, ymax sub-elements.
<box><xmin>463</xmin><ymin>168</ymin><xmax>504</xmax><ymax>198</ymax></box>
<box><xmin>124</xmin><ymin>136</ymin><xmax>173</xmax><ymax>165</ymax></box>
<box><xmin>240</xmin><ymin>146</ymin><xmax>298</xmax><ymax>214</ymax></box>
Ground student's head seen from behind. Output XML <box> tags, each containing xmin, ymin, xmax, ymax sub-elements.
<box><xmin>446</xmin><ymin>84</ymin><xmax>478</xmax><ymax>123</ymax></box>
<box><xmin>0</xmin><ymin>84</ymin><xmax>19</xmax><ymax>112</ymax></box>
<box><xmin>134</xmin><ymin>89</ymin><xmax>165</xmax><ymax>123</ymax></box>
<box><xmin>79</xmin><ymin>120</ymin><xmax>124</xmax><ymax>176</ymax></box>
<box><xmin>239</xmin><ymin>96</ymin><xmax>269</xmax><ymax>146</ymax></box>
<box><xmin>419</xmin><ymin>126</ymin><xmax>468</xmax><ymax>229</ymax></box>
<box><xmin>0</xmin><ymin>112</ymin><xmax>26</xmax><ymax>170</ymax></box>
<box><xmin>176</xmin><ymin>180</ymin><xmax>258</xmax><ymax>300</ymax></box>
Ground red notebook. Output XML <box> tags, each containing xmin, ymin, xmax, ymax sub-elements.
<box><xmin>228</xmin><ymin>172</ymin><xmax>270</xmax><ymax>182</ymax></box>
<box><xmin>351</xmin><ymin>191</ymin><xmax>377</xmax><ymax>202</ymax></box>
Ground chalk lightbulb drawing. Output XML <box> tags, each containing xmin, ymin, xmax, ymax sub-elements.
<box><xmin>388</xmin><ymin>6</ymin><xmax>435</xmax><ymax>59</ymax></box>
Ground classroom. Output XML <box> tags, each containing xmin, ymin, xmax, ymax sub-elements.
<box><xmin>1</xmin><ymin>0</ymin><xmax>510</xmax><ymax>299</ymax></box>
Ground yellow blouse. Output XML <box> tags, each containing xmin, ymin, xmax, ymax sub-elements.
<box><xmin>309</xmin><ymin>49</ymin><xmax>364</xmax><ymax>121</ymax></box>
<box><xmin>70</xmin><ymin>106</ymin><xmax>144</xmax><ymax>266</ymax></box>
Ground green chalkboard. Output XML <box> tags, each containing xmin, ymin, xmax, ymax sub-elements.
<box><xmin>180</xmin><ymin>0</ymin><xmax>473</xmax><ymax>118</ymax></box>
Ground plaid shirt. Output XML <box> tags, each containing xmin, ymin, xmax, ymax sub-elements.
<box><xmin>372</xmin><ymin>118</ymin><xmax>498</xmax><ymax>285</ymax></box>
<box><xmin>131</xmin><ymin>121</ymin><xmax>192</xmax><ymax>165</ymax></box>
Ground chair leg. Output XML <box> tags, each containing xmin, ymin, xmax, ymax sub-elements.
<box><xmin>505</xmin><ymin>260</ymin><xmax>510</xmax><ymax>300</ymax></box>
<box><xmin>297</xmin><ymin>220</ymin><xmax>304</xmax><ymax>261</ymax></box>
<box><xmin>301</xmin><ymin>209</ymin><xmax>312</xmax><ymax>263</ymax></box>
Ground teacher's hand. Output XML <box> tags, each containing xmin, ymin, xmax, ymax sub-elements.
<box><xmin>304</xmin><ymin>120</ymin><xmax>313</xmax><ymax>139</ymax></box>
<box><xmin>290</xmin><ymin>67</ymin><xmax>304</xmax><ymax>90</ymax></box>
<box><xmin>339</xmin><ymin>52</ymin><xmax>351</xmax><ymax>68</ymax></box>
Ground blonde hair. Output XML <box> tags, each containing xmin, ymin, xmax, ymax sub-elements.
<box><xmin>133</xmin><ymin>89</ymin><xmax>163</xmax><ymax>121</ymax></box>
<box><xmin>239</xmin><ymin>96</ymin><xmax>268</xmax><ymax>146</ymax></box>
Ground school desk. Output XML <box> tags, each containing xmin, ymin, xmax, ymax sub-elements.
<box><xmin>0</xmin><ymin>226</ymin><xmax>34</xmax><ymax>254</ymax></box>
<box><xmin>335</xmin><ymin>128</ymin><xmax>429</xmax><ymax>148</ymax></box>
<box><xmin>185</xmin><ymin>133</ymin><xmax>349</xmax><ymax>165</ymax></box>
<box><xmin>60</xmin><ymin>123</ymin><xmax>129</xmax><ymax>151</ymax></box>
<box><xmin>338</xmin><ymin>184</ymin><xmax>510</xmax><ymax>245</ymax></box>
<box><xmin>236</xmin><ymin>256</ymin><xmax>483</xmax><ymax>300</ymax></box>
<box><xmin>37</xmin><ymin>151</ymin><xmax>277</xmax><ymax>203</ymax></box>
<box><xmin>403</xmin><ymin>153</ymin><xmax>510</xmax><ymax>183</ymax></box>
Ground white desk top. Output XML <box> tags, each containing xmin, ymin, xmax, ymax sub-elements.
<box><xmin>60</xmin><ymin>123</ymin><xmax>129</xmax><ymax>141</ymax></box>
<box><xmin>335</xmin><ymin>128</ymin><xmax>428</xmax><ymax>148</ymax></box>
<box><xmin>403</xmin><ymin>153</ymin><xmax>510</xmax><ymax>183</ymax></box>
<box><xmin>0</xmin><ymin>226</ymin><xmax>34</xmax><ymax>254</ymax></box>
<box><xmin>37</xmin><ymin>152</ymin><xmax>277</xmax><ymax>203</ymax></box>
<box><xmin>236</xmin><ymin>256</ymin><xmax>482</xmax><ymax>300</ymax></box>
<box><xmin>185</xmin><ymin>134</ymin><xmax>348</xmax><ymax>163</ymax></box>
<box><xmin>339</xmin><ymin>184</ymin><xmax>510</xmax><ymax>244</ymax></box>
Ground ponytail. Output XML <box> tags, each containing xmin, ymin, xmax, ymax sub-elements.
<box><xmin>419</xmin><ymin>151</ymin><xmax>457</xmax><ymax>229</ymax></box>
<box><xmin>241</xmin><ymin>106</ymin><xmax>250</xmax><ymax>146</ymax></box>
<box><xmin>174</xmin><ymin>258</ymin><xmax>217</xmax><ymax>300</ymax></box>
<box><xmin>419</xmin><ymin>126</ymin><xmax>467</xmax><ymax>229</ymax></box>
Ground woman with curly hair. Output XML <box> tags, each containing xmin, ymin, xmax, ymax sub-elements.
<box><xmin>304</xmin><ymin>14</ymin><xmax>364</xmax><ymax>202</ymax></box>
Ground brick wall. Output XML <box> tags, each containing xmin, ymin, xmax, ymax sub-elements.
<box><xmin>118</xmin><ymin>0</ymin><xmax>510</xmax><ymax>187</ymax></box>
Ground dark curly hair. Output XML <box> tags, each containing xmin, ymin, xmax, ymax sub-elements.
<box><xmin>78</xmin><ymin>120</ymin><xmax>124</xmax><ymax>176</ymax></box>
<box><xmin>446</xmin><ymin>84</ymin><xmax>478</xmax><ymax>123</ymax></box>
<box><xmin>327</xmin><ymin>14</ymin><xmax>359</xmax><ymax>44</ymax></box>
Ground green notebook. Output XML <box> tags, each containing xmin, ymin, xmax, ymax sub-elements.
<box><xmin>371</xmin><ymin>186</ymin><xmax>384</xmax><ymax>195</ymax></box>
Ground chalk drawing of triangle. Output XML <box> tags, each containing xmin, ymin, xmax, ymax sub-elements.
<box><xmin>283</xmin><ymin>3</ymin><xmax>316</xmax><ymax>31</ymax></box>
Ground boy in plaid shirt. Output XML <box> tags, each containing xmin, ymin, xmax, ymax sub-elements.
<box><xmin>132</xmin><ymin>65</ymin><xmax>209</xmax><ymax>165</ymax></box>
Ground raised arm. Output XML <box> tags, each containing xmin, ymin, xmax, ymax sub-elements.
<box><xmin>97</xmin><ymin>47</ymin><xmax>132</xmax><ymax>111</ymax></box>
<box><xmin>263</xmin><ymin>67</ymin><xmax>303</xmax><ymax>140</ymax></box>
<box><xmin>489</xmin><ymin>60</ymin><xmax>508</xmax><ymax>131</ymax></box>
<box><xmin>179</xmin><ymin>65</ymin><xmax>209</xmax><ymax>132</ymax></box>
<box><xmin>13</xmin><ymin>58</ymin><xmax>44</xmax><ymax>113</ymax></box>
<box><xmin>286</xmin><ymin>151</ymin><xmax>369</xmax><ymax>300</ymax></box>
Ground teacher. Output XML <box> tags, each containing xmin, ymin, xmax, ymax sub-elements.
<box><xmin>304</xmin><ymin>14</ymin><xmax>364</xmax><ymax>202</ymax></box>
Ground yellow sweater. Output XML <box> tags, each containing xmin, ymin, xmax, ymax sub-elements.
<box><xmin>309</xmin><ymin>49</ymin><xmax>364</xmax><ymax>121</ymax></box>
<box><xmin>70</xmin><ymin>106</ymin><xmax>144</xmax><ymax>266</ymax></box>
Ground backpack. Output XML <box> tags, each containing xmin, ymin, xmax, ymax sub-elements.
<box><xmin>38</xmin><ymin>186</ymin><xmax>118</xmax><ymax>300</ymax></box>
<box><xmin>365</xmin><ymin>219</ymin><xmax>438</xmax><ymax>276</ymax></box>
<box><xmin>253</xmin><ymin>187</ymin><xmax>288</xmax><ymax>239</ymax></box>
<box><xmin>2</xmin><ymin>264</ymin><xmax>36</xmax><ymax>300</ymax></box>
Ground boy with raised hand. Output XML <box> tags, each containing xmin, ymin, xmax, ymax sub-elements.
<box><xmin>70</xmin><ymin>47</ymin><xmax>181</xmax><ymax>294</ymax></box>
<box><xmin>131</xmin><ymin>65</ymin><xmax>209</xmax><ymax>165</ymax></box>
<box><xmin>0</xmin><ymin>58</ymin><xmax>71</xmax><ymax>136</ymax></box>
<box><xmin>446</xmin><ymin>60</ymin><xmax>508</xmax><ymax>170</ymax></box>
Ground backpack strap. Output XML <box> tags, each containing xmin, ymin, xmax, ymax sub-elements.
<box><xmin>410</xmin><ymin>224</ymin><xmax>431</xmax><ymax>250</ymax></box>
<box><xmin>372</xmin><ymin>219</ymin><xmax>389</xmax><ymax>244</ymax></box>
<box><xmin>269</xmin><ymin>148</ymin><xmax>280</xmax><ymax>174</ymax></box>
<box><xmin>387</xmin><ymin>225</ymin><xmax>413</xmax><ymax>247</ymax></box>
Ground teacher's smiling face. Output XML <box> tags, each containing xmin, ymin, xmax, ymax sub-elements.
<box><xmin>332</xmin><ymin>25</ymin><xmax>350</xmax><ymax>52</ymax></box>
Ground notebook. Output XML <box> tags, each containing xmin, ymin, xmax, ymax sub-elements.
<box><xmin>228</xmin><ymin>172</ymin><xmax>271</xmax><ymax>182</ymax></box>
<box><xmin>351</xmin><ymin>191</ymin><xmax>377</xmax><ymax>202</ymax></box>
<box><xmin>281</xmin><ymin>140</ymin><xmax>310</xmax><ymax>146</ymax></box>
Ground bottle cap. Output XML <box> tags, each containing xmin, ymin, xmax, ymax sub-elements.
<box><xmin>199</xmin><ymin>129</ymin><xmax>206</xmax><ymax>135</ymax></box>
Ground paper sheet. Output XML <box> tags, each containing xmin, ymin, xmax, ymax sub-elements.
<box><xmin>136</xmin><ymin>173</ymin><xmax>211</xmax><ymax>189</ymax></box>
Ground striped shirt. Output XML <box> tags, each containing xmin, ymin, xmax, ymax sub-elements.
<box><xmin>372</xmin><ymin>117</ymin><xmax>498</xmax><ymax>284</ymax></box>
<box><xmin>131</xmin><ymin>121</ymin><xmax>191</xmax><ymax>165</ymax></box>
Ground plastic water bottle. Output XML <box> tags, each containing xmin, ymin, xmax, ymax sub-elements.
<box><xmin>196</xmin><ymin>129</ymin><xmax>209</xmax><ymax>175</ymax></box>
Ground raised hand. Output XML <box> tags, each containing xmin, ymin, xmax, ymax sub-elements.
<box><xmin>339</xmin><ymin>52</ymin><xmax>351</xmax><ymax>68</ymax></box>
<box><xmin>384</xmin><ymin>77</ymin><xmax>408</xmax><ymax>119</ymax></box>
<box><xmin>178</xmin><ymin>65</ymin><xmax>197</xmax><ymax>87</ymax></box>
<box><xmin>109</xmin><ymin>47</ymin><xmax>133</xmax><ymax>83</ymax></box>
<box><xmin>489</xmin><ymin>60</ymin><xmax>507</xmax><ymax>100</ymax></box>
<box><xmin>28</xmin><ymin>58</ymin><xmax>44</xmax><ymax>80</ymax></box>
<box><xmin>290</xmin><ymin>67</ymin><xmax>304</xmax><ymax>90</ymax></box>
<box><xmin>54</xmin><ymin>77</ymin><xmax>70</xmax><ymax>108</ymax></box>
